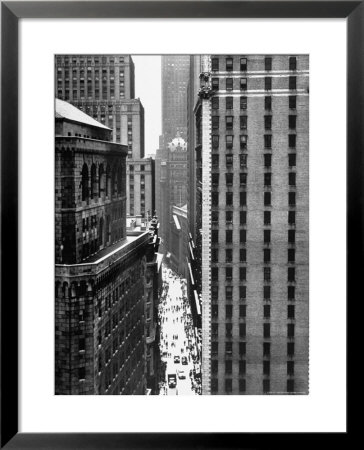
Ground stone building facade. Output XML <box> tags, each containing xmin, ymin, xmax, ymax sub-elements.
<box><xmin>55</xmin><ymin>99</ymin><xmax>161</xmax><ymax>395</ymax></box>
<box><xmin>200</xmin><ymin>55</ymin><xmax>309</xmax><ymax>395</ymax></box>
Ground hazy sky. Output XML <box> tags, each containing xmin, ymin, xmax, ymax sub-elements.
<box><xmin>132</xmin><ymin>55</ymin><xmax>162</xmax><ymax>156</ymax></box>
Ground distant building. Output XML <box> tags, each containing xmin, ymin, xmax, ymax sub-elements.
<box><xmin>55</xmin><ymin>99</ymin><xmax>161</xmax><ymax>395</ymax></box>
<box><xmin>55</xmin><ymin>54</ymin><xmax>154</xmax><ymax>222</ymax></box>
<box><xmin>127</xmin><ymin>157</ymin><xmax>155</xmax><ymax>219</ymax></box>
<box><xmin>169</xmin><ymin>204</ymin><xmax>188</xmax><ymax>277</ymax></box>
<box><xmin>198</xmin><ymin>55</ymin><xmax>309</xmax><ymax>395</ymax></box>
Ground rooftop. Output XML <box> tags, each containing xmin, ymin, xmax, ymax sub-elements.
<box><xmin>55</xmin><ymin>98</ymin><xmax>111</xmax><ymax>130</ymax></box>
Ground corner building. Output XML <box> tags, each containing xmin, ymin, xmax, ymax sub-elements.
<box><xmin>202</xmin><ymin>55</ymin><xmax>309</xmax><ymax>395</ymax></box>
<box><xmin>55</xmin><ymin>99</ymin><xmax>160</xmax><ymax>394</ymax></box>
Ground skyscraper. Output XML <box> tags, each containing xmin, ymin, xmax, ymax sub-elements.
<box><xmin>198</xmin><ymin>55</ymin><xmax>309</xmax><ymax>395</ymax></box>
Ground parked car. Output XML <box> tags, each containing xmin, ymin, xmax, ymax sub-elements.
<box><xmin>177</xmin><ymin>369</ymin><xmax>186</xmax><ymax>379</ymax></box>
<box><xmin>181</xmin><ymin>356</ymin><xmax>188</xmax><ymax>365</ymax></box>
<box><xmin>174</xmin><ymin>355</ymin><xmax>180</xmax><ymax>364</ymax></box>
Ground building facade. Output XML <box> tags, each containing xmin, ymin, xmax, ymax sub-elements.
<box><xmin>199</xmin><ymin>55</ymin><xmax>309</xmax><ymax>395</ymax></box>
<box><xmin>55</xmin><ymin>54</ymin><xmax>154</xmax><ymax>221</ymax></box>
<box><xmin>55</xmin><ymin>99</ymin><xmax>160</xmax><ymax>395</ymax></box>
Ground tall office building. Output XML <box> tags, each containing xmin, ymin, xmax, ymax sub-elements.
<box><xmin>198</xmin><ymin>55</ymin><xmax>309</xmax><ymax>395</ymax></box>
<box><xmin>161</xmin><ymin>55</ymin><xmax>190</xmax><ymax>143</ymax></box>
<box><xmin>55</xmin><ymin>54</ymin><xmax>154</xmax><ymax>220</ymax></box>
<box><xmin>55</xmin><ymin>99</ymin><xmax>161</xmax><ymax>395</ymax></box>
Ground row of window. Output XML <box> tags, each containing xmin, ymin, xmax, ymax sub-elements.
<box><xmin>212</xmin><ymin>95</ymin><xmax>297</xmax><ymax>110</ymax></box>
<box><xmin>211</xmin><ymin>76</ymin><xmax>297</xmax><ymax>91</ymax></box>
<box><xmin>211</xmin><ymin>304</ymin><xmax>295</xmax><ymax>320</ymax></box>
<box><xmin>212</xmin><ymin>172</ymin><xmax>296</xmax><ymax>187</ymax></box>
<box><xmin>211</xmin><ymin>341</ymin><xmax>295</xmax><ymax>358</ymax></box>
<box><xmin>211</xmin><ymin>323</ymin><xmax>295</xmax><ymax>338</ymax></box>
<box><xmin>211</xmin><ymin>191</ymin><xmax>296</xmax><ymax>207</ymax></box>
<box><xmin>212</xmin><ymin>115</ymin><xmax>297</xmax><ymax>131</ymax></box>
<box><xmin>212</xmin><ymin>134</ymin><xmax>297</xmax><ymax>151</ymax></box>
<box><xmin>211</xmin><ymin>210</ymin><xmax>296</xmax><ymax>226</ymax></box>
<box><xmin>211</xmin><ymin>378</ymin><xmax>296</xmax><ymax>393</ymax></box>
<box><xmin>211</xmin><ymin>267</ymin><xmax>297</xmax><ymax>283</ymax></box>
<box><xmin>212</xmin><ymin>360</ymin><xmax>295</xmax><ymax>377</ymax></box>
<box><xmin>211</xmin><ymin>56</ymin><xmax>297</xmax><ymax>72</ymax></box>
<box><xmin>57</xmin><ymin>56</ymin><xmax>125</xmax><ymax>65</ymax></box>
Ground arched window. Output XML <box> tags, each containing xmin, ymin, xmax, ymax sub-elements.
<box><xmin>81</xmin><ymin>163</ymin><xmax>89</xmax><ymax>201</ymax></box>
<box><xmin>98</xmin><ymin>164</ymin><xmax>105</xmax><ymax>197</ymax></box>
<box><xmin>90</xmin><ymin>163</ymin><xmax>97</xmax><ymax>198</ymax></box>
<box><xmin>105</xmin><ymin>165</ymin><xmax>111</xmax><ymax>197</ymax></box>
<box><xmin>112</xmin><ymin>166</ymin><xmax>118</xmax><ymax>197</ymax></box>
<box><xmin>99</xmin><ymin>217</ymin><xmax>104</xmax><ymax>246</ymax></box>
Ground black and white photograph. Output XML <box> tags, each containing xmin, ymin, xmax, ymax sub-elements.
<box><xmin>55</xmin><ymin>54</ymin><xmax>309</xmax><ymax>395</ymax></box>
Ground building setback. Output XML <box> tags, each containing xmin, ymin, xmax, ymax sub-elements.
<box><xmin>55</xmin><ymin>54</ymin><xmax>154</xmax><ymax>221</ymax></box>
<box><xmin>198</xmin><ymin>55</ymin><xmax>309</xmax><ymax>395</ymax></box>
<box><xmin>55</xmin><ymin>99</ymin><xmax>161</xmax><ymax>395</ymax></box>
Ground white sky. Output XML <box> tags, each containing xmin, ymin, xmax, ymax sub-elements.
<box><xmin>133</xmin><ymin>55</ymin><xmax>162</xmax><ymax>156</ymax></box>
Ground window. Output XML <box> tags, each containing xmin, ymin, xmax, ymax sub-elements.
<box><xmin>287</xmin><ymin>323</ymin><xmax>295</xmax><ymax>338</ymax></box>
<box><xmin>264</xmin><ymin>229</ymin><xmax>271</xmax><ymax>244</ymax></box>
<box><xmin>226</xmin><ymin>267</ymin><xmax>233</xmax><ymax>281</ymax></box>
<box><xmin>264</xmin><ymin>323</ymin><xmax>270</xmax><ymax>338</ymax></box>
<box><xmin>263</xmin><ymin>342</ymin><xmax>270</xmax><ymax>357</ymax></box>
<box><xmin>288</xmin><ymin>267</ymin><xmax>295</xmax><ymax>282</ymax></box>
<box><xmin>289</xmin><ymin>76</ymin><xmax>297</xmax><ymax>90</ymax></box>
<box><xmin>239</xmin><ymin>379</ymin><xmax>246</xmax><ymax>392</ymax></box>
<box><xmin>225</xmin><ymin>379</ymin><xmax>232</xmax><ymax>393</ymax></box>
<box><xmin>226</xmin><ymin>249</ymin><xmax>233</xmax><ymax>263</ymax></box>
<box><xmin>212</xmin><ymin>323</ymin><xmax>218</xmax><ymax>338</ymax></box>
<box><xmin>239</xmin><ymin>360</ymin><xmax>246</xmax><ymax>375</ymax></box>
<box><xmin>289</xmin><ymin>192</ymin><xmax>296</xmax><ymax>206</ymax></box>
<box><xmin>226</xmin><ymin>286</ymin><xmax>233</xmax><ymax>301</ymax></box>
<box><xmin>212</xmin><ymin>304</ymin><xmax>218</xmax><ymax>318</ymax></box>
<box><xmin>288</xmin><ymin>154</ymin><xmax>296</xmax><ymax>167</ymax></box>
<box><xmin>211</xmin><ymin>267</ymin><xmax>219</xmax><ymax>281</ymax></box>
<box><xmin>211</xmin><ymin>378</ymin><xmax>218</xmax><ymax>393</ymax></box>
<box><xmin>212</xmin><ymin>249</ymin><xmax>218</xmax><ymax>262</ymax></box>
<box><xmin>226</xmin><ymin>96</ymin><xmax>233</xmax><ymax>109</ymax></box>
<box><xmin>212</xmin><ymin>192</ymin><xmax>219</xmax><ymax>206</ymax></box>
<box><xmin>78</xmin><ymin>367</ymin><xmax>86</xmax><ymax>380</ymax></box>
<box><xmin>264</xmin><ymin>285</ymin><xmax>270</xmax><ymax>300</ymax></box>
<box><xmin>264</xmin><ymin>134</ymin><xmax>272</xmax><ymax>149</ymax></box>
<box><xmin>239</xmin><ymin>267</ymin><xmax>246</xmax><ymax>282</ymax></box>
<box><xmin>264</xmin><ymin>154</ymin><xmax>272</xmax><ymax>168</ymax></box>
<box><xmin>263</xmin><ymin>379</ymin><xmax>270</xmax><ymax>393</ymax></box>
<box><xmin>240</xmin><ymin>96</ymin><xmax>247</xmax><ymax>110</ymax></box>
<box><xmin>226</xmin><ymin>305</ymin><xmax>233</xmax><ymax>319</ymax></box>
<box><xmin>239</xmin><ymin>323</ymin><xmax>246</xmax><ymax>338</ymax></box>
<box><xmin>212</xmin><ymin>173</ymin><xmax>219</xmax><ymax>186</ymax></box>
<box><xmin>239</xmin><ymin>342</ymin><xmax>246</xmax><ymax>356</ymax></box>
<box><xmin>240</xmin><ymin>78</ymin><xmax>247</xmax><ymax>90</ymax></box>
<box><xmin>265</xmin><ymin>57</ymin><xmax>272</xmax><ymax>71</ymax></box>
<box><xmin>264</xmin><ymin>173</ymin><xmax>272</xmax><ymax>187</ymax></box>
<box><xmin>289</xmin><ymin>115</ymin><xmax>297</xmax><ymax>130</ymax></box>
<box><xmin>289</xmin><ymin>172</ymin><xmax>296</xmax><ymax>186</ymax></box>
<box><xmin>288</xmin><ymin>210</ymin><xmax>296</xmax><ymax>225</ymax></box>
<box><xmin>226</xmin><ymin>135</ymin><xmax>234</xmax><ymax>150</ymax></box>
<box><xmin>240</xmin><ymin>57</ymin><xmax>247</xmax><ymax>71</ymax></box>
<box><xmin>212</xmin><ymin>78</ymin><xmax>219</xmax><ymax>90</ymax></box>
<box><xmin>79</xmin><ymin>338</ymin><xmax>85</xmax><ymax>351</ymax></box>
<box><xmin>240</xmin><ymin>191</ymin><xmax>247</xmax><ymax>206</ymax></box>
<box><xmin>264</xmin><ymin>211</ymin><xmax>271</xmax><ymax>225</ymax></box>
<box><xmin>239</xmin><ymin>305</ymin><xmax>246</xmax><ymax>318</ymax></box>
<box><xmin>212</xmin><ymin>210</ymin><xmax>219</xmax><ymax>224</ymax></box>
<box><xmin>288</xmin><ymin>286</ymin><xmax>295</xmax><ymax>300</ymax></box>
<box><xmin>212</xmin><ymin>286</ymin><xmax>219</xmax><ymax>300</ymax></box>
<box><xmin>212</xmin><ymin>97</ymin><xmax>219</xmax><ymax>109</ymax></box>
<box><xmin>288</xmin><ymin>249</ymin><xmax>295</xmax><ymax>263</ymax></box>
<box><xmin>264</xmin><ymin>249</ymin><xmax>271</xmax><ymax>263</ymax></box>
<box><xmin>226</xmin><ymin>192</ymin><xmax>233</xmax><ymax>206</ymax></box>
<box><xmin>212</xmin><ymin>135</ymin><xmax>219</xmax><ymax>148</ymax></box>
<box><xmin>264</xmin><ymin>192</ymin><xmax>271</xmax><ymax>206</ymax></box>
<box><xmin>264</xmin><ymin>304</ymin><xmax>271</xmax><ymax>319</ymax></box>
<box><xmin>265</xmin><ymin>77</ymin><xmax>272</xmax><ymax>90</ymax></box>
<box><xmin>239</xmin><ymin>286</ymin><xmax>246</xmax><ymax>300</ymax></box>
<box><xmin>212</xmin><ymin>57</ymin><xmax>219</xmax><ymax>71</ymax></box>
<box><xmin>264</xmin><ymin>267</ymin><xmax>271</xmax><ymax>282</ymax></box>
<box><xmin>212</xmin><ymin>230</ymin><xmax>219</xmax><ymax>243</ymax></box>
<box><xmin>226</xmin><ymin>323</ymin><xmax>233</xmax><ymax>338</ymax></box>
<box><xmin>287</xmin><ymin>379</ymin><xmax>295</xmax><ymax>393</ymax></box>
<box><xmin>226</xmin><ymin>78</ymin><xmax>233</xmax><ymax>90</ymax></box>
<box><xmin>212</xmin><ymin>342</ymin><xmax>218</xmax><ymax>356</ymax></box>
<box><xmin>225</xmin><ymin>173</ymin><xmax>234</xmax><ymax>186</ymax></box>
<box><xmin>240</xmin><ymin>210</ymin><xmax>247</xmax><ymax>225</ymax></box>
<box><xmin>263</xmin><ymin>360</ymin><xmax>270</xmax><ymax>376</ymax></box>
<box><xmin>289</xmin><ymin>56</ymin><xmax>297</xmax><ymax>70</ymax></box>
<box><xmin>287</xmin><ymin>342</ymin><xmax>295</xmax><ymax>356</ymax></box>
<box><xmin>226</xmin><ymin>230</ymin><xmax>233</xmax><ymax>243</ymax></box>
<box><xmin>240</xmin><ymin>154</ymin><xmax>247</xmax><ymax>168</ymax></box>
<box><xmin>212</xmin><ymin>154</ymin><xmax>219</xmax><ymax>167</ymax></box>
<box><xmin>240</xmin><ymin>229</ymin><xmax>246</xmax><ymax>243</ymax></box>
<box><xmin>264</xmin><ymin>115</ymin><xmax>272</xmax><ymax>130</ymax></box>
<box><xmin>289</xmin><ymin>95</ymin><xmax>297</xmax><ymax>109</ymax></box>
<box><xmin>265</xmin><ymin>96</ymin><xmax>272</xmax><ymax>111</ymax></box>
<box><xmin>288</xmin><ymin>229</ymin><xmax>295</xmax><ymax>243</ymax></box>
<box><xmin>226</xmin><ymin>116</ymin><xmax>233</xmax><ymax>129</ymax></box>
<box><xmin>211</xmin><ymin>360</ymin><xmax>218</xmax><ymax>374</ymax></box>
<box><xmin>226</xmin><ymin>211</ymin><xmax>233</xmax><ymax>224</ymax></box>
<box><xmin>240</xmin><ymin>173</ymin><xmax>247</xmax><ymax>186</ymax></box>
<box><xmin>240</xmin><ymin>135</ymin><xmax>248</xmax><ymax>150</ymax></box>
<box><xmin>289</xmin><ymin>134</ymin><xmax>296</xmax><ymax>148</ymax></box>
<box><xmin>212</xmin><ymin>116</ymin><xmax>219</xmax><ymax>130</ymax></box>
<box><xmin>240</xmin><ymin>115</ymin><xmax>247</xmax><ymax>130</ymax></box>
<box><xmin>240</xmin><ymin>249</ymin><xmax>246</xmax><ymax>262</ymax></box>
<box><xmin>226</xmin><ymin>154</ymin><xmax>233</xmax><ymax>167</ymax></box>
<box><xmin>288</xmin><ymin>305</ymin><xmax>295</xmax><ymax>319</ymax></box>
<box><xmin>226</xmin><ymin>57</ymin><xmax>233</xmax><ymax>71</ymax></box>
<box><xmin>226</xmin><ymin>342</ymin><xmax>232</xmax><ymax>356</ymax></box>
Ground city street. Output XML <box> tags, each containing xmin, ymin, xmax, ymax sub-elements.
<box><xmin>158</xmin><ymin>264</ymin><xmax>201</xmax><ymax>395</ymax></box>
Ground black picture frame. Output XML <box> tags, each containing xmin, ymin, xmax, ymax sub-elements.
<box><xmin>0</xmin><ymin>1</ymin><xmax>355</xmax><ymax>448</ymax></box>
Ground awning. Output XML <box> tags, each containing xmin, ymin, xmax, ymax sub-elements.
<box><xmin>188</xmin><ymin>263</ymin><xmax>195</xmax><ymax>285</ymax></box>
<box><xmin>194</xmin><ymin>290</ymin><xmax>201</xmax><ymax>315</ymax></box>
